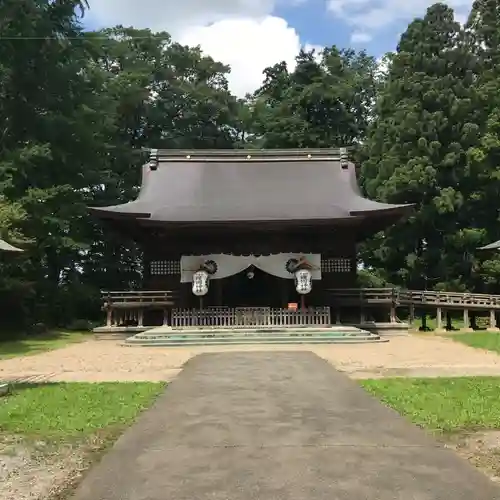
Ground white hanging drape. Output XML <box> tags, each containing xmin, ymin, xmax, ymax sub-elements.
<box><xmin>180</xmin><ymin>253</ymin><xmax>321</xmax><ymax>282</ymax></box>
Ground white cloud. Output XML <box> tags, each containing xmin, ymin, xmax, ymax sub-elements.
<box><xmin>327</xmin><ymin>0</ymin><xmax>473</xmax><ymax>40</ymax></box>
<box><xmin>179</xmin><ymin>17</ymin><xmax>303</xmax><ymax>97</ymax></box>
<box><xmin>351</xmin><ymin>32</ymin><xmax>372</xmax><ymax>43</ymax></box>
<box><xmin>86</xmin><ymin>0</ymin><xmax>314</xmax><ymax>97</ymax></box>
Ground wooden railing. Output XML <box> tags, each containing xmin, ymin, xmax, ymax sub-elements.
<box><xmin>171</xmin><ymin>307</ymin><xmax>331</xmax><ymax>329</ymax></box>
<box><xmin>99</xmin><ymin>288</ymin><xmax>500</xmax><ymax>332</ymax></box>
<box><xmin>329</xmin><ymin>288</ymin><xmax>500</xmax><ymax>310</ymax></box>
<box><xmin>101</xmin><ymin>290</ymin><xmax>177</xmax><ymax>327</ymax></box>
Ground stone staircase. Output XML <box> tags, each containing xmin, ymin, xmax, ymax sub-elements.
<box><xmin>124</xmin><ymin>325</ymin><xmax>386</xmax><ymax>346</ymax></box>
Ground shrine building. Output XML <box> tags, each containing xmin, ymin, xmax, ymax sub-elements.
<box><xmin>90</xmin><ymin>148</ymin><xmax>413</xmax><ymax>337</ymax></box>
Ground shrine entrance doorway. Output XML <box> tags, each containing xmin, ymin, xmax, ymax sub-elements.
<box><xmin>221</xmin><ymin>268</ymin><xmax>292</xmax><ymax>308</ymax></box>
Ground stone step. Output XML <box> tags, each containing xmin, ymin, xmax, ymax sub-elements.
<box><xmin>125</xmin><ymin>333</ymin><xmax>384</xmax><ymax>346</ymax></box>
<box><xmin>125</xmin><ymin>337</ymin><xmax>386</xmax><ymax>346</ymax></box>
<box><xmin>131</xmin><ymin>332</ymin><xmax>367</xmax><ymax>340</ymax></box>
<box><xmin>124</xmin><ymin>325</ymin><xmax>383</xmax><ymax>346</ymax></box>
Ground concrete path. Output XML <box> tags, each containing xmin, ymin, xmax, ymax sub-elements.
<box><xmin>71</xmin><ymin>352</ymin><xmax>500</xmax><ymax>500</ymax></box>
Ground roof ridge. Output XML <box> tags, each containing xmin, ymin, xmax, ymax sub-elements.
<box><xmin>143</xmin><ymin>148</ymin><xmax>351</xmax><ymax>163</ymax></box>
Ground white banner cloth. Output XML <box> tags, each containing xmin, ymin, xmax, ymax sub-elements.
<box><xmin>180</xmin><ymin>253</ymin><xmax>321</xmax><ymax>282</ymax></box>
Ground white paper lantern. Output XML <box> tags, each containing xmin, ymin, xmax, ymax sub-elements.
<box><xmin>192</xmin><ymin>270</ymin><xmax>209</xmax><ymax>296</ymax></box>
<box><xmin>295</xmin><ymin>269</ymin><xmax>312</xmax><ymax>294</ymax></box>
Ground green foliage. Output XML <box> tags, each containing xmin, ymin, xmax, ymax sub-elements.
<box><xmin>0</xmin><ymin>5</ymin><xmax>243</xmax><ymax>331</ymax></box>
<box><xmin>3</xmin><ymin>0</ymin><xmax>500</xmax><ymax>331</ymax></box>
<box><xmin>250</xmin><ymin>47</ymin><xmax>378</xmax><ymax>148</ymax></box>
<box><xmin>360</xmin><ymin>3</ymin><xmax>485</xmax><ymax>291</ymax></box>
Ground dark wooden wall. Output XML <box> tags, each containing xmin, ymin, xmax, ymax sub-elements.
<box><xmin>141</xmin><ymin>226</ymin><xmax>358</xmax><ymax>307</ymax></box>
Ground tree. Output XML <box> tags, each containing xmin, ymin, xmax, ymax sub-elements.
<box><xmin>249</xmin><ymin>47</ymin><xmax>378</xmax><ymax>148</ymax></box>
<box><xmin>360</xmin><ymin>3</ymin><xmax>482</xmax><ymax>291</ymax></box>
<box><xmin>78</xmin><ymin>27</ymin><xmax>245</xmax><ymax>317</ymax></box>
<box><xmin>0</xmin><ymin>0</ymin><xmax>112</xmax><ymax>326</ymax></box>
<box><xmin>464</xmin><ymin>0</ymin><xmax>500</xmax><ymax>289</ymax></box>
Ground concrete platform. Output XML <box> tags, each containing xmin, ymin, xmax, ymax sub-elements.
<box><xmin>71</xmin><ymin>351</ymin><xmax>500</xmax><ymax>500</ymax></box>
<box><xmin>124</xmin><ymin>325</ymin><xmax>385</xmax><ymax>346</ymax></box>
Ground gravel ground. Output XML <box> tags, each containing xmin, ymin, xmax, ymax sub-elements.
<box><xmin>1</xmin><ymin>334</ymin><xmax>500</xmax><ymax>383</ymax></box>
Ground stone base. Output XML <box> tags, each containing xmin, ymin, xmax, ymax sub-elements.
<box><xmin>125</xmin><ymin>325</ymin><xmax>387</xmax><ymax>347</ymax></box>
<box><xmin>93</xmin><ymin>325</ymin><xmax>150</xmax><ymax>340</ymax></box>
<box><xmin>93</xmin><ymin>326</ymin><xmax>149</xmax><ymax>333</ymax></box>
<box><xmin>0</xmin><ymin>383</ymin><xmax>10</xmax><ymax>397</ymax></box>
<box><xmin>355</xmin><ymin>322</ymin><xmax>410</xmax><ymax>336</ymax></box>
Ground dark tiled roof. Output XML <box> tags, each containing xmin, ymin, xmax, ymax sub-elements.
<box><xmin>90</xmin><ymin>149</ymin><xmax>412</xmax><ymax>224</ymax></box>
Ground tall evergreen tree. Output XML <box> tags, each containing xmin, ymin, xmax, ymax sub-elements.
<box><xmin>360</xmin><ymin>3</ymin><xmax>482</xmax><ymax>291</ymax></box>
<box><xmin>465</xmin><ymin>0</ymin><xmax>500</xmax><ymax>288</ymax></box>
<box><xmin>249</xmin><ymin>47</ymin><xmax>377</xmax><ymax>148</ymax></box>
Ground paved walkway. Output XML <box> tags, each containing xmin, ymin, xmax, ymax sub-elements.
<box><xmin>72</xmin><ymin>352</ymin><xmax>500</xmax><ymax>500</ymax></box>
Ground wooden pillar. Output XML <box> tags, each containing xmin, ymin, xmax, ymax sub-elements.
<box><xmin>300</xmin><ymin>295</ymin><xmax>306</xmax><ymax>310</ymax></box>
<box><xmin>216</xmin><ymin>279</ymin><xmax>223</xmax><ymax>306</ymax></box>
<box><xmin>489</xmin><ymin>309</ymin><xmax>499</xmax><ymax>331</ymax></box>
<box><xmin>471</xmin><ymin>312</ymin><xmax>478</xmax><ymax>330</ymax></box>
<box><xmin>138</xmin><ymin>309</ymin><xmax>144</xmax><ymax>327</ymax></box>
<box><xmin>335</xmin><ymin>308</ymin><xmax>341</xmax><ymax>325</ymax></box>
<box><xmin>436</xmin><ymin>307</ymin><xmax>445</xmax><ymax>332</ymax></box>
<box><xmin>408</xmin><ymin>304</ymin><xmax>415</xmax><ymax>328</ymax></box>
<box><xmin>462</xmin><ymin>309</ymin><xmax>473</xmax><ymax>332</ymax></box>
<box><xmin>421</xmin><ymin>311</ymin><xmax>427</xmax><ymax>331</ymax></box>
<box><xmin>106</xmin><ymin>307</ymin><xmax>112</xmax><ymax>327</ymax></box>
<box><xmin>281</xmin><ymin>279</ymin><xmax>288</xmax><ymax>307</ymax></box>
<box><xmin>389</xmin><ymin>304</ymin><xmax>396</xmax><ymax>323</ymax></box>
<box><xmin>446</xmin><ymin>313</ymin><xmax>452</xmax><ymax>331</ymax></box>
<box><xmin>360</xmin><ymin>308</ymin><xmax>366</xmax><ymax>325</ymax></box>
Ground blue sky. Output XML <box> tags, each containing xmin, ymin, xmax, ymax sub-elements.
<box><xmin>273</xmin><ymin>0</ymin><xmax>396</xmax><ymax>56</ymax></box>
<box><xmin>82</xmin><ymin>0</ymin><xmax>472</xmax><ymax>96</ymax></box>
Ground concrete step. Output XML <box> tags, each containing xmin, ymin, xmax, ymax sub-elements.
<box><xmin>131</xmin><ymin>332</ymin><xmax>367</xmax><ymax>340</ymax></box>
<box><xmin>124</xmin><ymin>325</ymin><xmax>384</xmax><ymax>346</ymax></box>
<box><xmin>125</xmin><ymin>331</ymin><xmax>384</xmax><ymax>346</ymax></box>
<box><xmin>125</xmin><ymin>337</ymin><xmax>386</xmax><ymax>346</ymax></box>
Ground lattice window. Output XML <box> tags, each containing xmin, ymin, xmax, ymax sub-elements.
<box><xmin>321</xmin><ymin>258</ymin><xmax>351</xmax><ymax>273</ymax></box>
<box><xmin>150</xmin><ymin>260</ymin><xmax>180</xmax><ymax>275</ymax></box>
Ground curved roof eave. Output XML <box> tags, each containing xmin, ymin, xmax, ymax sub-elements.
<box><xmin>348</xmin><ymin>202</ymin><xmax>415</xmax><ymax>217</ymax></box>
<box><xmin>479</xmin><ymin>240</ymin><xmax>500</xmax><ymax>250</ymax></box>
<box><xmin>0</xmin><ymin>238</ymin><xmax>23</xmax><ymax>252</ymax></box>
<box><xmin>88</xmin><ymin>206</ymin><xmax>151</xmax><ymax>219</ymax></box>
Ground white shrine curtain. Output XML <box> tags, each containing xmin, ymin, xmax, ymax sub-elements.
<box><xmin>180</xmin><ymin>253</ymin><xmax>321</xmax><ymax>282</ymax></box>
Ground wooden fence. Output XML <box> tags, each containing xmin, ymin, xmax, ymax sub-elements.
<box><xmin>170</xmin><ymin>307</ymin><xmax>331</xmax><ymax>329</ymax></box>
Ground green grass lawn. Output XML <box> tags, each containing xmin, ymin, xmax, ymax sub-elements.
<box><xmin>447</xmin><ymin>332</ymin><xmax>500</xmax><ymax>354</ymax></box>
<box><xmin>0</xmin><ymin>331</ymin><xmax>91</xmax><ymax>360</ymax></box>
<box><xmin>0</xmin><ymin>382</ymin><xmax>165</xmax><ymax>499</ymax></box>
<box><xmin>361</xmin><ymin>377</ymin><xmax>500</xmax><ymax>433</ymax></box>
<box><xmin>0</xmin><ymin>382</ymin><xmax>165</xmax><ymax>441</ymax></box>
